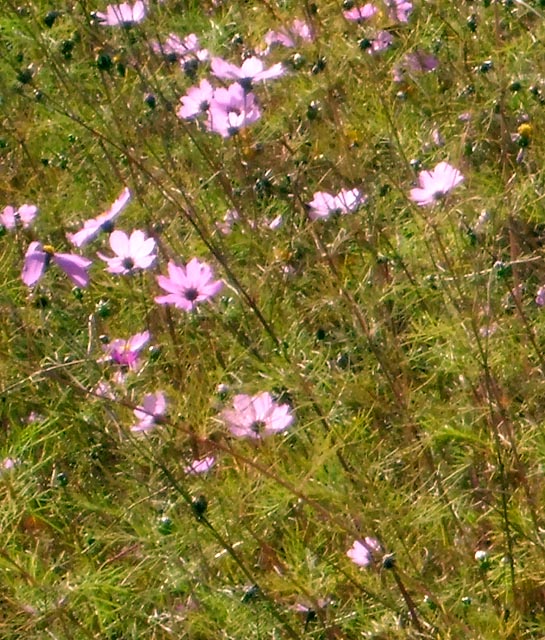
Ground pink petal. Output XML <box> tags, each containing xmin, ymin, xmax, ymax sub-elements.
<box><xmin>53</xmin><ymin>252</ymin><xmax>92</xmax><ymax>288</ymax></box>
<box><xmin>22</xmin><ymin>242</ymin><xmax>47</xmax><ymax>286</ymax></box>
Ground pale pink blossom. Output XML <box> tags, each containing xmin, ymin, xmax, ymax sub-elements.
<box><xmin>101</xmin><ymin>330</ymin><xmax>150</xmax><ymax>369</ymax></box>
<box><xmin>308</xmin><ymin>188</ymin><xmax>365</xmax><ymax>221</ymax></box>
<box><xmin>347</xmin><ymin>537</ymin><xmax>382</xmax><ymax>567</ymax></box>
<box><xmin>131</xmin><ymin>391</ymin><xmax>167</xmax><ymax>433</ymax></box>
<box><xmin>152</xmin><ymin>33</ymin><xmax>209</xmax><ymax>61</ymax></box>
<box><xmin>97</xmin><ymin>229</ymin><xmax>156</xmax><ymax>274</ymax></box>
<box><xmin>206</xmin><ymin>83</ymin><xmax>261</xmax><ymax>138</ymax></box>
<box><xmin>263</xmin><ymin>19</ymin><xmax>313</xmax><ymax>53</ymax></box>
<box><xmin>211</xmin><ymin>57</ymin><xmax>285</xmax><ymax>91</ymax></box>
<box><xmin>410</xmin><ymin>161</ymin><xmax>464</xmax><ymax>206</ymax></box>
<box><xmin>536</xmin><ymin>285</ymin><xmax>545</xmax><ymax>306</ymax></box>
<box><xmin>343</xmin><ymin>3</ymin><xmax>378</xmax><ymax>21</ymax></box>
<box><xmin>385</xmin><ymin>0</ymin><xmax>413</xmax><ymax>23</ymax></box>
<box><xmin>177</xmin><ymin>79</ymin><xmax>214</xmax><ymax>120</ymax></box>
<box><xmin>67</xmin><ymin>187</ymin><xmax>131</xmax><ymax>247</ymax></box>
<box><xmin>155</xmin><ymin>258</ymin><xmax>223</xmax><ymax>311</ymax></box>
<box><xmin>94</xmin><ymin>0</ymin><xmax>146</xmax><ymax>26</ymax></box>
<box><xmin>1</xmin><ymin>204</ymin><xmax>38</xmax><ymax>230</ymax></box>
<box><xmin>185</xmin><ymin>455</ymin><xmax>216</xmax><ymax>474</ymax></box>
<box><xmin>22</xmin><ymin>242</ymin><xmax>92</xmax><ymax>288</ymax></box>
<box><xmin>220</xmin><ymin>392</ymin><xmax>294</xmax><ymax>439</ymax></box>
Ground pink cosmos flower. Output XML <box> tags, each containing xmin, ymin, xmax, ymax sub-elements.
<box><xmin>206</xmin><ymin>83</ymin><xmax>261</xmax><ymax>138</ymax></box>
<box><xmin>97</xmin><ymin>229</ymin><xmax>156</xmax><ymax>274</ymax></box>
<box><xmin>211</xmin><ymin>57</ymin><xmax>285</xmax><ymax>91</ymax></box>
<box><xmin>185</xmin><ymin>455</ymin><xmax>217</xmax><ymax>475</ymax></box>
<box><xmin>220</xmin><ymin>392</ymin><xmax>294</xmax><ymax>439</ymax></box>
<box><xmin>155</xmin><ymin>258</ymin><xmax>223</xmax><ymax>311</ymax></box>
<box><xmin>131</xmin><ymin>391</ymin><xmax>167</xmax><ymax>433</ymax></box>
<box><xmin>94</xmin><ymin>1</ymin><xmax>146</xmax><ymax>26</ymax></box>
<box><xmin>343</xmin><ymin>3</ymin><xmax>378</xmax><ymax>21</ymax></box>
<box><xmin>393</xmin><ymin>50</ymin><xmax>439</xmax><ymax>82</ymax></box>
<box><xmin>177</xmin><ymin>79</ymin><xmax>215</xmax><ymax>120</ymax></box>
<box><xmin>410</xmin><ymin>161</ymin><xmax>464</xmax><ymax>206</ymax></box>
<box><xmin>347</xmin><ymin>537</ymin><xmax>382</xmax><ymax>567</ymax></box>
<box><xmin>152</xmin><ymin>33</ymin><xmax>209</xmax><ymax>62</ymax></box>
<box><xmin>307</xmin><ymin>188</ymin><xmax>365</xmax><ymax>221</ymax></box>
<box><xmin>67</xmin><ymin>187</ymin><xmax>131</xmax><ymax>247</ymax></box>
<box><xmin>385</xmin><ymin>0</ymin><xmax>413</xmax><ymax>23</ymax></box>
<box><xmin>216</xmin><ymin>209</ymin><xmax>240</xmax><ymax>235</ymax></box>
<box><xmin>101</xmin><ymin>330</ymin><xmax>150</xmax><ymax>369</ymax></box>
<box><xmin>1</xmin><ymin>204</ymin><xmax>38</xmax><ymax>230</ymax></box>
<box><xmin>369</xmin><ymin>30</ymin><xmax>394</xmax><ymax>54</ymax></box>
<box><xmin>263</xmin><ymin>19</ymin><xmax>313</xmax><ymax>52</ymax></box>
<box><xmin>22</xmin><ymin>242</ymin><xmax>92</xmax><ymax>288</ymax></box>
<box><xmin>536</xmin><ymin>285</ymin><xmax>545</xmax><ymax>306</ymax></box>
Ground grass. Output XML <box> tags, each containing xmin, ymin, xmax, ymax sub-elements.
<box><xmin>3</xmin><ymin>0</ymin><xmax>545</xmax><ymax>637</ymax></box>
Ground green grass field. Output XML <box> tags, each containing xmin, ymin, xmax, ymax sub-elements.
<box><xmin>3</xmin><ymin>0</ymin><xmax>545</xmax><ymax>637</ymax></box>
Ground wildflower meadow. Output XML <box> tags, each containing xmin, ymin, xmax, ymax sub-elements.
<box><xmin>3</xmin><ymin>0</ymin><xmax>545</xmax><ymax>637</ymax></box>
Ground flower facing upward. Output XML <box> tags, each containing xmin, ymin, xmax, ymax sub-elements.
<box><xmin>410</xmin><ymin>161</ymin><xmax>464</xmax><ymax>206</ymax></box>
<box><xmin>177</xmin><ymin>79</ymin><xmax>215</xmax><ymax>120</ymax></box>
<box><xmin>1</xmin><ymin>204</ymin><xmax>38</xmax><ymax>230</ymax></box>
<box><xmin>131</xmin><ymin>392</ymin><xmax>167</xmax><ymax>433</ymax></box>
<box><xmin>347</xmin><ymin>537</ymin><xmax>382</xmax><ymax>567</ymax></box>
<box><xmin>98</xmin><ymin>229</ymin><xmax>156</xmax><ymax>274</ymax></box>
<box><xmin>220</xmin><ymin>392</ymin><xmax>294</xmax><ymax>439</ymax></box>
<box><xmin>155</xmin><ymin>258</ymin><xmax>223</xmax><ymax>311</ymax></box>
<box><xmin>308</xmin><ymin>188</ymin><xmax>365</xmax><ymax>221</ymax></box>
<box><xmin>263</xmin><ymin>19</ymin><xmax>314</xmax><ymax>53</ymax></box>
<box><xmin>102</xmin><ymin>330</ymin><xmax>150</xmax><ymax>369</ymax></box>
<box><xmin>385</xmin><ymin>0</ymin><xmax>413</xmax><ymax>23</ymax></box>
<box><xmin>211</xmin><ymin>57</ymin><xmax>285</xmax><ymax>91</ymax></box>
<box><xmin>94</xmin><ymin>1</ymin><xmax>146</xmax><ymax>26</ymax></box>
<box><xmin>185</xmin><ymin>455</ymin><xmax>217</xmax><ymax>475</ymax></box>
<box><xmin>67</xmin><ymin>187</ymin><xmax>131</xmax><ymax>247</ymax></box>
<box><xmin>343</xmin><ymin>3</ymin><xmax>378</xmax><ymax>21</ymax></box>
<box><xmin>151</xmin><ymin>33</ymin><xmax>209</xmax><ymax>62</ymax></box>
<box><xmin>22</xmin><ymin>242</ymin><xmax>92</xmax><ymax>288</ymax></box>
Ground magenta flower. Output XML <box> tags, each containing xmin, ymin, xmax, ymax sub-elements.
<box><xmin>101</xmin><ymin>330</ymin><xmax>150</xmax><ymax>369</ymax></box>
<box><xmin>206</xmin><ymin>83</ymin><xmax>261</xmax><ymax>138</ymax></box>
<box><xmin>1</xmin><ymin>204</ymin><xmax>38</xmax><ymax>230</ymax></box>
<box><xmin>385</xmin><ymin>0</ymin><xmax>413</xmax><ymax>23</ymax></box>
<box><xmin>347</xmin><ymin>537</ymin><xmax>382</xmax><ymax>567</ymax></box>
<box><xmin>177</xmin><ymin>79</ymin><xmax>215</xmax><ymax>120</ymax></box>
<box><xmin>97</xmin><ymin>229</ymin><xmax>156</xmax><ymax>274</ymax></box>
<box><xmin>185</xmin><ymin>455</ymin><xmax>217</xmax><ymax>475</ymax></box>
<box><xmin>152</xmin><ymin>33</ymin><xmax>209</xmax><ymax>62</ymax></box>
<box><xmin>220</xmin><ymin>392</ymin><xmax>294</xmax><ymax>439</ymax></box>
<box><xmin>131</xmin><ymin>391</ymin><xmax>167</xmax><ymax>433</ymax></box>
<box><xmin>94</xmin><ymin>1</ymin><xmax>146</xmax><ymax>26</ymax></box>
<box><xmin>343</xmin><ymin>3</ymin><xmax>378</xmax><ymax>21</ymax></box>
<box><xmin>211</xmin><ymin>56</ymin><xmax>285</xmax><ymax>91</ymax></box>
<box><xmin>155</xmin><ymin>257</ymin><xmax>223</xmax><ymax>311</ymax></box>
<box><xmin>307</xmin><ymin>188</ymin><xmax>365</xmax><ymax>221</ymax></box>
<box><xmin>410</xmin><ymin>161</ymin><xmax>464</xmax><ymax>206</ymax></box>
<box><xmin>22</xmin><ymin>242</ymin><xmax>92</xmax><ymax>288</ymax></box>
<box><xmin>67</xmin><ymin>187</ymin><xmax>131</xmax><ymax>247</ymax></box>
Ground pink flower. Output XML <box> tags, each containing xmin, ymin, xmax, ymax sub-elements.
<box><xmin>347</xmin><ymin>537</ymin><xmax>382</xmax><ymax>567</ymax></box>
<box><xmin>216</xmin><ymin>209</ymin><xmax>240</xmax><ymax>235</ymax></box>
<box><xmin>385</xmin><ymin>0</ymin><xmax>413</xmax><ymax>23</ymax></box>
<box><xmin>94</xmin><ymin>1</ymin><xmax>146</xmax><ymax>26</ymax></box>
<box><xmin>97</xmin><ymin>229</ymin><xmax>156</xmax><ymax>274</ymax></box>
<box><xmin>131</xmin><ymin>392</ymin><xmax>167</xmax><ymax>433</ymax></box>
<box><xmin>152</xmin><ymin>33</ymin><xmax>209</xmax><ymax>62</ymax></box>
<box><xmin>206</xmin><ymin>83</ymin><xmax>261</xmax><ymax>138</ymax></box>
<box><xmin>369</xmin><ymin>30</ymin><xmax>394</xmax><ymax>54</ymax></box>
<box><xmin>101</xmin><ymin>330</ymin><xmax>150</xmax><ymax>369</ymax></box>
<box><xmin>22</xmin><ymin>242</ymin><xmax>92</xmax><ymax>288</ymax></box>
<box><xmin>211</xmin><ymin>56</ymin><xmax>285</xmax><ymax>91</ymax></box>
<box><xmin>410</xmin><ymin>161</ymin><xmax>464</xmax><ymax>206</ymax></box>
<box><xmin>343</xmin><ymin>3</ymin><xmax>378</xmax><ymax>21</ymax></box>
<box><xmin>536</xmin><ymin>285</ymin><xmax>545</xmax><ymax>306</ymax></box>
<box><xmin>155</xmin><ymin>258</ymin><xmax>223</xmax><ymax>311</ymax></box>
<box><xmin>220</xmin><ymin>392</ymin><xmax>294</xmax><ymax>439</ymax></box>
<box><xmin>308</xmin><ymin>188</ymin><xmax>365</xmax><ymax>221</ymax></box>
<box><xmin>67</xmin><ymin>187</ymin><xmax>131</xmax><ymax>247</ymax></box>
<box><xmin>177</xmin><ymin>79</ymin><xmax>215</xmax><ymax>120</ymax></box>
<box><xmin>263</xmin><ymin>19</ymin><xmax>313</xmax><ymax>52</ymax></box>
<box><xmin>1</xmin><ymin>204</ymin><xmax>38</xmax><ymax>230</ymax></box>
<box><xmin>185</xmin><ymin>455</ymin><xmax>216</xmax><ymax>474</ymax></box>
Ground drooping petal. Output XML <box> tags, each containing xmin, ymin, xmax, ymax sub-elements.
<box><xmin>22</xmin><ymin>242</ymin><xmax>47</xmax><ymax>286</ymax></box>
<box><xmin>53</xmin><ymin>252</ymin><xmax>92</xmax><ymax>288</ymax></box>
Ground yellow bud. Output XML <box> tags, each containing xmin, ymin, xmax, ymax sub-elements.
<box><xmin>42</xmin><ymin>244</ymin><xmax>55</xmax><ymax>255</ymax></box>
<box><xmin>517</xmin><ymin>123</ymin><xmax>532</xmax><ymax>138</ymax></box>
